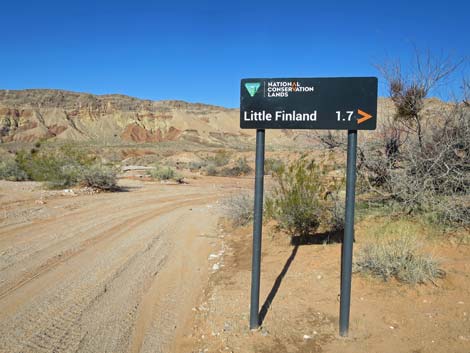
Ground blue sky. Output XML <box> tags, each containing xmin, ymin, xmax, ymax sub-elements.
<box><xmin>0</xmin><ymin>0</ymin><xmax>468</xmax><ymax>107</ymax></box>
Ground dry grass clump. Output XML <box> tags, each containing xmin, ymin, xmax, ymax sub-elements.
<box><xmin>354</xmin><ymin>236</ymin><xmax>445</xmax><ymax>284</ymax></box>
<box><xmin>221</xmin><ymin>192</ymin><xmax>253</xmax><ymax>227</ymax></box>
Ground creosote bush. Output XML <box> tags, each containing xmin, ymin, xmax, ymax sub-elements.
<box><xmin>266</xmin><ymin>156</ymin><xmax>342</xmax><ymax>237</ymax></box>
<box><xmin>354</xmin><ymin>236</ymin><xmax>445</xmax><ymax>284</ymax></box>
<box><xmin>1</xmin><ymin>144</ymin><xmax>119</xmax><ymax>191</ymax></box>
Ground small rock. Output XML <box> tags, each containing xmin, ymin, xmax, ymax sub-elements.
<box><xmin>303</xmin><ymin>334</ymin><xmax>312</xmax><ymax>340</ymax></box>
<box><xmin>317</xmin><ymin>275</ymin><xmax>323</xmax><ymax>280</ymax></box>
<box><xmin>457</xmin><ymin>301</ymin><xmax>465</xmax><ymax>305</ymax></box>
<box><xmin>212</xmin><ymin>263</ymin><xmax>220</xmax><ymax>271</ymax></box>
<box><xmin>261</xmin><ymin>328</ymin><xmax>269</xmax><ymax>336</ymax></box>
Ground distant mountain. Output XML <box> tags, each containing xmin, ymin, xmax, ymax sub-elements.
<box><xmin>0</xmin><ymin>89</ymin><xmax>448</xmax><ymax>147</ymax></box>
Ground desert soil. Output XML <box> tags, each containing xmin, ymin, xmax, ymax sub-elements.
<box><xmin>0</xmin><ymin>177</ymin><xmax>244</xmax><ymax>353</ymax></box>
<box><xmin>1</xmin><ymin>177</ymin><xmax>469</xmax><ymax>353</ymax></box>
<box><xmin>188</xmin><ymin>220</ymin><xmax>470</xmax><ymax>353</ymax></box>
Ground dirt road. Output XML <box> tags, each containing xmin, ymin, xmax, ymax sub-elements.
<box><xmin>0</xmin><ymin>179</ymin><xmax>230</xmax><ymax>353</ymax></box>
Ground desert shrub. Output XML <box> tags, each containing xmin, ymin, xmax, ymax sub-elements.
<box><xmin>264</xmin><ymin>158</ymin><xmax>284</xmax><ymax>175</ymax></box>
<box><xmin>358</xmin><ymin>103</ymin><xmax>470</xmax><ymax>227</ymax></box>
<box><xmin>14</xmin><ymin>146</ymin><xmax>93</xmax><ymax>188</ymax></box>
<box><xmin>0</xmin><ymin>159</ymin><xmax>28</xmax><ymax>181</ymax></box>
<box><xmin>80</xmin><ymin>165</ymin><xmax>118</xmax><ymax>191</ymax></box>
<box><xmin>148</xmin><ymin>164</ymin><xmax>178</xmax><ymax>180</ymax></box>
<box><xmin>266</xmin><ymin>156</ymin><xmax>339</xmax><ymax>237</ymax></box>
<box><xmin>188</xmin><ymin>161</ymin><xmax>206</xmax><ymax>171</ymax></box>
<box><xmin>221</xmin><ymin>157</ymin><xmax>252</xmax><ymax>176</ymax></box>
<box><xmin>354</xmin><ymin>236</ymin><xmax>445</xmax><ymax>284</ymax></box>
<box><xmin>326</xmin><ymin>193</ymin><xmax>345</xmax><ymax>231</ymax></box>
<box><xmin>222</xmin><ymin>192</ymin><xmax>254</xmax><ymax>226</ymax></box>
<box><xmin>10</xmin><ymin>144</ymin><xmax>121</xmax><ymax>190</ymax></box>
<box><xmin>355</xmin><ymin>52</ymin><xmax>469</xmax><ymax>228</ymax></box>
<box><xmin>204</xmin><ymin>164</ymin><xmax>218</xmax><ymax>176</ymax></box>
<box><xmin>206</xmin><ymin>150</ymin><xmax>231</xmax><ymax>167</ymax></box>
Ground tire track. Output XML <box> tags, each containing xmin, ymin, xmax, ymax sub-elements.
<box><xmin>0</xmin><ymin>195</ymin><xmax>218</xmax><ymax>353</ymax></box>
<box><xmin>0</xmin><ymin>195</ymin><xmax>216</xmax><ymax>303</ymax></box>
<box><xmin>0</xmin><ymin>192</ymin><xmax>207</xmax><ymax>273</ymax></box>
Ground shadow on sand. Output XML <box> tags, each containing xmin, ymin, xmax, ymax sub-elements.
<box><xmin>258</xmin><ymin>230</ymin><xmax>343</xmax><ymax>325</ymax></box>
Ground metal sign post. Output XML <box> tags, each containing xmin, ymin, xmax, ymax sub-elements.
<box><xmin>240</xmin><ymin>77</ymin><xmax>377</xmax><ymax>335</ymax></box>
<box><xmin>339</xmin><ymin>130</ymin><xmax>358</xmax><ymax>336</ymax></box>
<box><xmin>250</xmin><ymin>129</ymin><xmax>265</xmax><ymax>329</ymax></box>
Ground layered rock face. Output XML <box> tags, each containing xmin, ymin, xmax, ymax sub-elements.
<box><xmin>1</xmin><ymin>89</ymin><xmax>448</xmax><ymax>147</ymax></box>
<box><xmin>0</xmin><ymin>89</ymin><xmax>243</xmax><ymax>145</ymax></box>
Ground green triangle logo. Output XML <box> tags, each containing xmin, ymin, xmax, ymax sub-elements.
<box><xmin>245</xmin><ymin>82</ymin><xmax>261</xmax><ymax>97</ymax></box>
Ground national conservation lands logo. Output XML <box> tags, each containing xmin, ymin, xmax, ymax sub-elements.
<box><xmin>244</xmin><ymin>80</ymin><xmax>316</xmax><ymax>98</ymax></box>
<box><xmin>244</xmin><ymin>82</ymin><xmax>261</xmax><ymax>97</ymax></box>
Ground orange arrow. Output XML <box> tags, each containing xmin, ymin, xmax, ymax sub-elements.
<box><xmin>357</xmin><ymin>109</ymin><xmax>373</xmax><ymax>124</ymax></box>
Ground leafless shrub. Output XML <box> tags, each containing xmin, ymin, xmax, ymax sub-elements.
<box><xmin>357</xmin><ymin>51</ymin><xmax>470</xmax><ymax>227</ymax></box>
<box><xmin>316</xmin><ymin>130</ymin><xmax>344</xmax><ymax>149</ymax></box>
<box><xmin>376</xmin><ymin>49</ymin><xmax>463</xmax><ymax>150</ymax></box>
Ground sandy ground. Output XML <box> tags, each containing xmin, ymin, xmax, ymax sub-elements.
<box><xmin>1</xmin><ymin>177</ymin><xmax>469</xmax><ymax>353</ymax></box>
<box><xmin>0</xmin><ymin>178</ymin><xmax>242</xmax><ymax>353</ymax></box>
<box><xmin>189</xmin><ymin>223</ymin><xmax>470</xmax><ymax>353</ymax></box>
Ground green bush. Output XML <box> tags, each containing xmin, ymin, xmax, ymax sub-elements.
<box><xmin>266</xmin><ymin>157</ymin><xmax>334</xmax><ymax>237</ymax></box>
<box><xmin>80</xmin><ymin>165</ymin><xmax>118</xmax><ymax>191</ymax></box>
<box><xmin>0</xmin><ymin>159</ymin><xmax>28</xmax><ymax>181</ymax></box>
<box><xmin>8</xmin><ymin>144</ymin><xmax>121</xmax><ymax>190</ymax></box>
<box><xmin>148</xmin><ymin>164</ymin><xmax>178</xmax><ymax>180</ymax></box>
<box><xmin>354</xmin><ymin>236</ymin><xmax>445</xmax><ymax>284</ymax></box>
<box><xmin>15</xmin><ymin>147</ymin><xmax>91</xmax><ymax>188</ymax></box>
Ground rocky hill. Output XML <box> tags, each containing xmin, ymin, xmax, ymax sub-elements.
<box><xmin>0</xmin><ymin>89</ymin><xmax>448</xmax><ymax>147</ymax></box>
<box><xmin>0</xmin><ymin>89</ymin><xmax>250</xmax><ymax>146</ymax></box>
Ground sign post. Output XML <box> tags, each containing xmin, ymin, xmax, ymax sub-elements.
<box><xmin>250</xmin><ymin>129</ymin><xmax>265</xmax><ymax>329</ymax></box>
<box><xmin>339</xmin><ymin>129</ymin><xmax>358</xmax><ymax>336</ymax></box>
<box><xmin>240</xmin><ymin>77</ymin><xmax>377</xmax><ymax>335</ymax></box>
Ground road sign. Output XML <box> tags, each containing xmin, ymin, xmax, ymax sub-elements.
<box><xmin>240</xmin><ymin>77</ymin><xmax>377</xmax><ymax>130</ymax></box>
<box><xmin>243</xmin><ymin>76</ymin><xmax>377</xmax><ymax>336</ymax></box>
